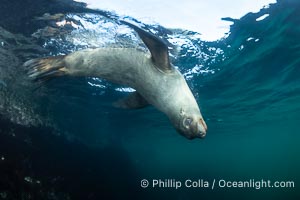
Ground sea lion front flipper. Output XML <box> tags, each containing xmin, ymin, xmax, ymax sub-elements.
<box><xmin>113</xmin><ymin>92</ymin><xmax>149</xmax><ymax>109</ymax></box>
<box><xmin>121</xmin><ymin>20</ymin><xmax>172</xmax><ymax>72</ymax></box>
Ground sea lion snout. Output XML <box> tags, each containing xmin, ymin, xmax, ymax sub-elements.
<box><xmin>179</xmin><ymin>115</ymin><xmax>207</xmax><ymax>140</ymax></box>
<box><xmin>189</xmin><ymin>118</ymin><xmax>207</xmax><ymax>139</ymax></box>
<box><xmin>196</xmin><ymin>118</ymin><xmax>207</xmax><ymax>138</ymax></box>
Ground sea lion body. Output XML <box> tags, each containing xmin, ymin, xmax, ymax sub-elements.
<box><xmin>25</xmin><ymin>22</ymin><xmax>207</xmax><ymax>139</ymax></box>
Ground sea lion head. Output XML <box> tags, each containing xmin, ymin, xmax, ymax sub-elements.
<box><xmin>175</xmin><ymin>108</ymin><xmax>207</xmax><ymax>139</ymax></box>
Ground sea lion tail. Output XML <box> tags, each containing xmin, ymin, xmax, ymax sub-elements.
<box><xmin>24</xmin><ymin>56</ymin><xmax>67</xmax><ymax>82</ymax></box>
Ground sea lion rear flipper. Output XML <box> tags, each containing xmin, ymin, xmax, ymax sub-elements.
<box><xmin>121</xmin><ymin>20</ymin><xmax>172</xmax><ymax>72</ymax></box>
<box><xmin>24</xmin><ymin>56</ymin><xmax>67</xmax><ymax>82</ymax></box>
<box><xmin>113</xmin><ymin>92</ymin><xmax>149</xmax><ymax>109</ymax></box>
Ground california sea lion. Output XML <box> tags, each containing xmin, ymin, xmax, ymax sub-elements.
<box><xmin>24</xmin><ymin>21</ymin><xmax>207</xmax><ymax>139</ymax></box>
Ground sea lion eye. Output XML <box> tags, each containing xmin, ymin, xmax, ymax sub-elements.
<box><xmin>183</xmin><ymin>117</ymin><xmax>193</xmax><ymax>128</ymax></box>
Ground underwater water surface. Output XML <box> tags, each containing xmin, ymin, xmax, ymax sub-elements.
<box><xmin>0</xmin><ymin>0</ymin><xmax>299</xmax><ymax>199</ymax></box>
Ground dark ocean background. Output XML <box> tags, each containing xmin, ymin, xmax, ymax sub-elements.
<box><xmin>0</xmin><ymin>0</ymin><xmax>299</xmax><ymax>199</ymax></box>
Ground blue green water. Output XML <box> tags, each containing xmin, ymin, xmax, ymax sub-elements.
<box><xmin>0</xmin><ymin>0</ymin><xmax>299</xmax><ymax>199</ymax></box>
